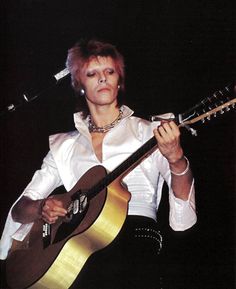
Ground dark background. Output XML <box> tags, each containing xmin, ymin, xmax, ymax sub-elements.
<box><xmin>0</xmin><ymin>1</ymin><xmax>235</xmax><ymax>288</ymax></box>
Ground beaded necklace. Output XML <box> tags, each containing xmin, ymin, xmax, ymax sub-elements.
<box><xmin>88</xmin><ymin>109</ymin><xmax>123</xmax><ymax>133</ymax></box>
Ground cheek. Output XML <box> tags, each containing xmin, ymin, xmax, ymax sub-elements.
<box><xmin>82</xmin><ymin>79</ymin><xmax>96</xmax><ymax>92</ymax></box>
<box><xmin>84</xmin><ymin>86</ymin><xmax>94</xmax><ymax>99</ymax></box>
<box><xmin>110</xmin><ymin>76</ymin><xmax>119</xmax><ymax>87</ymax></box>
<box><xmin>84</xmin><ymin>82</ymin><xmax>98</xmax><ymax>100</ymax></box>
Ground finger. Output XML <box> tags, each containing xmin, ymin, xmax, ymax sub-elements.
<box><xmin>42</xmin><ymin>215</ymin><xmax>58</xmax><ymax>224</ymax></box>
<box><xmin>41</xmin><ymin>210</ymin><xmax>59</xmax><ymax>223</ymax></box>
<box><xmin>157</xmin><ymin>125</ymin><xmax>174</xmax><ymax>144</ymax></box>
<box><xmin>159</xmin><ymin>121</ymin><xmax>181</xmax><ymax>143</ymax></box>
<box><xmin>153</xmin><ymin>128</ymin><xmax>162</xmax><ymax>142</ymax></box>
<box><xmin>51</xmin><ymin>199</ymin><xmax>64</xmax><ymax>207</ymax></box>
<box><xmin>52</xmin><ymin>206</ymin><xmax>67</xmax><ymax>216</ymax></box>
<box><xmin>42</xmin><ymin>208</ymin><xmax>57</xmax><ymax>218</ymax></box>
<box><xmin>44</xmin><ymin>199</ymin><xmax>67</xmax><ymax>215</ymax></box>
<box><xmin>153</xmin><ymin>127</ymin><xmax>168</xmax><ymax>142</ymax></box>
<box><xmin>168</xmin><ymin>121</ymin><xmax>180</xmax><ymax>137</ymax></box>
<box><xmin>42</xmin><ymin>206</ymin><xmax>67</xmax><ymax>218</ymax></box>
<box><xmin>160</xmin><ymin>122</ymin><xmax>173</xmax><ymax>137</ymax></box>
<box><xmin>45</xmin><ymin>198</ymin><xmax>63</xmax><ymax>207</ymax></box>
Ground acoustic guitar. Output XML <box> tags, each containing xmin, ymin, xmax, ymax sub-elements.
<box><xmin>6</xmin><ymin>83</ymin><xmax>235</xmax><ymax>289</ymax></box>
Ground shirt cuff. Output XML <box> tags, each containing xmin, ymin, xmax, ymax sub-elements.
<box><xmin>169</xmin><ymin>180</ymin><xmax>197</xmax><ymax>231</ymax></box>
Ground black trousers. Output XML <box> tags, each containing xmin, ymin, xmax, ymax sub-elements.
<box><xmin>71</xmin><ymin>216</ymin><xmax>163</xmax><ymax>289</ymax></box>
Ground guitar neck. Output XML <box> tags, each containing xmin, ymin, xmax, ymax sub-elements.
<box><xmin>111</xmin><ymin>136</ymin><xmax>158</xmax><ymax>179</ymax></box>
<box><xmin>89</xmin><ymin>136</ymin><xmax>158</xmax><ymax>198</ymax></box>
<box><xmin>180</xmin><ymin>98</ymin><xmax>236</xmax><ymax>127</ymax></box>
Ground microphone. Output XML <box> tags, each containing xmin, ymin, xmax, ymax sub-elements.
<box><xmin>53</xmin><ymin>67</ymin><xmax>70</xmax><ymax>82</ymax></box>
<box><xmin>1</xmin><ymin>67</ymin><xmax>70</xmax><ymax>116</ymax></box>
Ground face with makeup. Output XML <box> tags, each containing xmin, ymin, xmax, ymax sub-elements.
<box><xmin>77</xmin><ymin>56</ymin><xmax>120</xmax><ymax>110</ymax></box>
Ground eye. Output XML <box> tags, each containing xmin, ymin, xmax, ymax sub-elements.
<box><xmin>106</xmin><ymin>68</ymin><xmax>115</xmax><ymax>75</ymax></box>
<box><xmin>86</xmin><ymin>71</ymin><xmax>96</xmax><ymax>77</ymax></box>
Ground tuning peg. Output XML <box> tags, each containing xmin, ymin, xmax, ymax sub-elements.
<box><xmin>220</xmin><ymin>109</ymin><xmax>224</xmax><ymax>114</ymax></box>
<box><xmin>183</xmin><ymin>124</ymin><xmax>198</xmax><ymax>136</ymax></box>
<box><xmin>208</xmin><ymin>106</ymin><xmax>213</xmax><ymax>111</ymax></box>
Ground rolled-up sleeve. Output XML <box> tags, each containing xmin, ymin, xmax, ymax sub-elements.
<box><xmin>155</xmin><ymin>151</ymin><xmax>197</xmax><ymax>231</ymax></box>
<box><xmin>169</xmin><ymin>180</ymin><xmax>197</xmax><ymax>231</ymax></box>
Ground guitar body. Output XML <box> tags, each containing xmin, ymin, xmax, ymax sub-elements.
<box><xmin>6</xmin><ymin>165</ymin><xmax>131</xmax><ymax>289</ymax></box>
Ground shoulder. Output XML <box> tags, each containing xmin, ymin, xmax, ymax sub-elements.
<box><xmin>128</xmin><ymin>114</ymin><xmax>159</xmax><ymax>130</ymax></box>
<box><xmin>49</xmin><ymin>130</ymin><xmax>79</xmax><ymax>150</ymax></box>
<box><xmin>122</xmin><ymin>115</ymin><xmax>156</xmax><ymax>142</ymax></box>
<box><xmin>125</xmin><ymin>112</ymin><xmax>174</xmax><ymax>142</ymax></box>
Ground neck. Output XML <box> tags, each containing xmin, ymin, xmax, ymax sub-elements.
<box><xmin>88</xmin><ymin>106</ymin><xmax>123</xmax><ymax>133</ymax></box>
<box><xmin>89</xmin><ymin>105</ymin><xmax>120</xmax><ymax>127</ymax></box>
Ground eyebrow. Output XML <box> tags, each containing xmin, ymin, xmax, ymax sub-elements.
<box><xmin>86</xmin><ymin>66</ymin><xmax>116</xmax><ymax>72</ymax></box>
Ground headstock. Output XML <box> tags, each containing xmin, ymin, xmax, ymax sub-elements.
<box><xmin>177</xmin><ymin>82</ymin><xmax>235</xmax><ymax>136</ymax></box>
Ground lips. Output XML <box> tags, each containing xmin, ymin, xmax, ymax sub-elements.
<box><xmin>97</xmin><ymin>87</ymin><xmax>110</xmax><ymax>92</ymax></box>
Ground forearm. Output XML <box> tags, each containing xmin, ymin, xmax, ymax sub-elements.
<box><xmin>11</xmin><ymin>196</ymin><xmax>44</xmax><ymax>224</ymax></box>
<box><xmin>169</xmin><ymin>156</ymin><xmax>193</xmax><ymax>200</ymax></box>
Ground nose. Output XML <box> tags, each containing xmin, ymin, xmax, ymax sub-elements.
<box><xmin>98</xmin><ymin>74</ymin><xmax>106</xmax><ymax>84</ymax></box>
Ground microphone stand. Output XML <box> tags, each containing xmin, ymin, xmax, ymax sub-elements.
<box><xmin>0</xmin><ymin>68</ymin><xmax>69</xmax><ymax>117</ymax></box>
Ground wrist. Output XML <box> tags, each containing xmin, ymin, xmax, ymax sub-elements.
<box><xmin>168</xmin><ymin>154</ymin><xmax>185</xmax><ymax>165</ymax></box>
<box><xmin>37</xmin><ymin>199</ymin><xmax>46</xmax><ymax>219</ymax></box>
<box><xmin>169</xmin><ymin>156</ymin><xmax>190</xmax><ymax>176</ymax></box>
<box><xmin>166</xmin><ymin>148</ymin><xmax>184</xmax><ymax>165</ymax></box>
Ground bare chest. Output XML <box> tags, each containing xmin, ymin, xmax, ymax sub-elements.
<box><xmin>91</xmin><ymin>133</ymin><xmax>106</xmax><ymax>162</ymax></box>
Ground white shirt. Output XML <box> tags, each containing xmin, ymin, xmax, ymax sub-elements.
<box><xmin>0</xmin><ymin>105</ymin><xmax>197</xmax><ymax>259</ymax></box>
